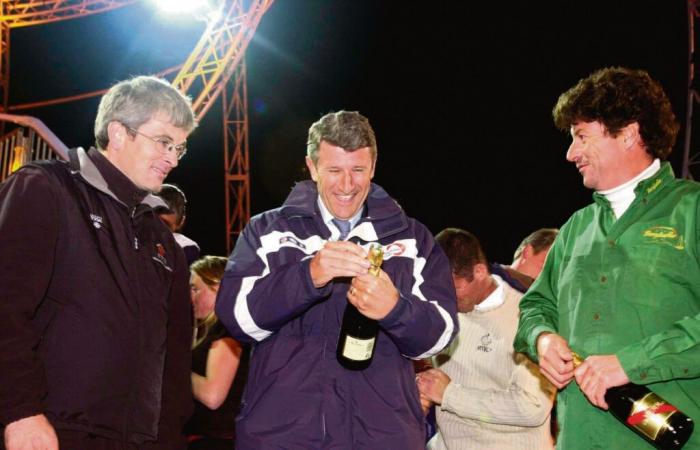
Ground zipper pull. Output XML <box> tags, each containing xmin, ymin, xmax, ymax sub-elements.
<box><xmin>134</xmin><ymin>237</ymin><xmax>139</xmax><ymax>250</ymax></box>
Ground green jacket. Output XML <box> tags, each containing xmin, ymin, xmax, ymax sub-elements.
<box><xmin>514</xmin><ymin>162</ymin><xmax>700</xmax><ymax>450</ymax></box>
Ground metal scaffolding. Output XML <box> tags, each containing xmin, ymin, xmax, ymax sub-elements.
<box><xmin>0</xmin><ymin>0</ymin><xmax>273</xmax><ymax>251</ymax></box>
<box><xmin>684</xmin><ymin>0</ymin><xmax>700</xmax><ymax>179</ymax></box>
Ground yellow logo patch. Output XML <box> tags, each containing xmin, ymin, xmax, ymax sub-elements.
<box><xmin>642</xmin><ymin>226</ymin><xmax>685</xmax><ymax>250</ymax></box>
<box><xmin>645</xmin><ymin>178</ymin><xmax>662</xmax><ymax>194</ymax></box>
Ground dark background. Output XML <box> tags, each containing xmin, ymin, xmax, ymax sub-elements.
<box><xmin>9</xmin><ymin>1</ymin><xmax>691</xmax><ymax>263</ymax></box>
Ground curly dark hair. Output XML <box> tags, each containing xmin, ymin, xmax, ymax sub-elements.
<box><xmin>552</xmin><ymin>67</ymin><xmax>679</xmax><ymax>160</ymax></box>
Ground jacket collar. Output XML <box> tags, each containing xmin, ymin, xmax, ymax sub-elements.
<box><xmin>69</xmin><ymin>147</ymin><xmax>169</xmax><ymax>210</ymax></box>
<box><xmin>592</xmin><ymin>161</ymin><xmax>674</xmax><ymax>208</ymax></box>
<box><xmin>280</xmin><ymin>180</ymin><xmax>408</xmax><ymax>239</ymax></box>
<box><xmin>633</xmin><ymin>161</ymin><xmax>674</xmax><ymax>197</ymax></box>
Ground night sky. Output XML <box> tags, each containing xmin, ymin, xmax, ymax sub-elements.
<box><xmin>8</xmin><ymin>0</ymin><xmax>690</xmax><ymax>263</ymax></box>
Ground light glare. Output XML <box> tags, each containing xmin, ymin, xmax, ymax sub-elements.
<box><xmin>152</xmin><ymin>0</ymin><xmax>210</xmax><ymax>14</ymax></box>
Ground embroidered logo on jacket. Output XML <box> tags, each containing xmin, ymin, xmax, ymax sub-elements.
<box><xmin>383</xmin><ymin>242</ymin><xmax>406</xmax><ymax>258</ymax></box>
<box><xmin>645</xmin><ymin>178</ymin><xmax>662</xmax><ymax>194</ymax></box>
<box><xmin>279</xmin><ymin>235</ymin><xmax>307</xmax><ymax>250</ymax></box>
<box><xmin>152</xmin><ymin>243</ymin><xmax>173</xmax><ymax>272</ymax></box>
<box><xmin>356</xmin><ymin>242</ymin><xmax>404</xmax><ymax>259</ymax></box>
<box><xmin>90</xmin><ymin>213</ymin><xmax>103</xmax><ymax>229</ymax></box>
<box><xmin>642</xmin><ymin>226</ymin><xmax>685</xmax><ymax>250</ymax></box>
<box><xmin>477</xmin><ymin>333</ymin><xmax>492</xmax><ymax>352</ymax></box>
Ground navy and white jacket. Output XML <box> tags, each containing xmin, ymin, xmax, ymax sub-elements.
<box><xmin>216</xmin><ymin>180</ymin><xmax>458</xmax><ymax>450</ymax></box>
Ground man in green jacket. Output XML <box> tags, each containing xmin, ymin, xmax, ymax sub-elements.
<box><xmin>514</xmin><ymin>66</ymin><xmax>700</xmax><ymax>449</ymax></box>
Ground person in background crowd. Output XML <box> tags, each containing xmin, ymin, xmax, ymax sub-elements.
<box><xmin>0</xmin><ymin>75</ymin><xmax>196</xmax><ymax>450</ymax></box>
<box><xmin>215</xmin><ymin>111</ymin><xmax>458</xmax><ymax>449</ymax></box>
<box><xmin>490</xmin><ymin>228</ymin><xmax>558</xmax><ymax>293</ymax></box>
<box><xmin>514</xmin><ymin>66</ymin><xmax>700</xmax><ymax>449</ymax></box>
<box><xmin>510</xmin><ymin>228</ymin><xmax>558</xmax><ymax>280</ymax></box>
<box><xmin>418</xmin><ymin>228</ymin><xmax>555</xmax><ymax>450</ymax></box>
<box><xmin>185</xmin><ymin>256</ymin><xmax>247</xmax><ymax>450</ymax></box>
<box><xmin>156</xmin><ymin>183</ymin><xmax>200</xmax><ymax>265</ymax></box>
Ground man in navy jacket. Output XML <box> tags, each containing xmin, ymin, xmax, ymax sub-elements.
<box><xmin>216</xmin><ymin>111</ymin><xmax>458</xmax><ymax>449</ymax></box>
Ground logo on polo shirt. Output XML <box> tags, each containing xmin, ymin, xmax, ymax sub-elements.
<box><xmin>477</xmin><ymin>333</ymin><xmax>493</xmax><ymax>353</ymax></box>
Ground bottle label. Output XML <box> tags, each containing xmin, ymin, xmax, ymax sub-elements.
<box><xmin>342</xmin><ymin>335</ymin><xmax>375</xmax><ymax>361</ymax></box>
<box><xmin>626</xmin><ymin>392</ymin><xmax>678</xmax><ymax>440</ymax></box>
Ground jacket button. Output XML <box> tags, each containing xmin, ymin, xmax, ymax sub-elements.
<box><xmin>600</xmin><ymin>275</ymin><xmax>607</xmax><ymax>283</ymax></box>
<box><xmin>640</xmin><ymin>372</ymin><xmax>648</xmax><ymax>380</ymax></box>
<box><xmin>593</xmin><ymin>313</ymin><xmax>600</xmax><ymax>320</ymax></box>
<box><xmin>608</xmin><ymin>240</ymin><xmax>615</xmax><ymax>247</ymax></box>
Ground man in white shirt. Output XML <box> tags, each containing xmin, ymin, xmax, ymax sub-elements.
<box><xmin>418</xmin><ymin>228</ymin><xmax>555</xmax><ymax>450</ymax></box>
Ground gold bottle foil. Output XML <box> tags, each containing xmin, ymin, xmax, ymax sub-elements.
<box><xmin>367</xmin><ymin>244</ymin><xmax>383</xmax><ymax>277</ymax></box>
<box><xmin>570</xmin><ymin>351</ymin><xmax>676</xmax><ymax>441</ymax></box>
<box><xmin>571</xmin><ymin>351</ymin><xmax>584</xmax><ymax>367</ymax></box>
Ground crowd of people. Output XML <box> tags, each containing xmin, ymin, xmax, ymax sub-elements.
<box><xmin>0</xmin><ymin>65</ymin><xmax>698</xmax><ymax>450</ymax></box>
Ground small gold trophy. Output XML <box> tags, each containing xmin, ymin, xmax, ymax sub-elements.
<box><xmin>367</xmin><ymin>244</ymin><xmax>384</xmax><ymax>277</ymax></box>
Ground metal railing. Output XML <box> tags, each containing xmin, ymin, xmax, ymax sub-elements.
<box><xmin>0</xmin><ymin>113</ymin><xmax>68</xmax><ymax>183</ymax></box>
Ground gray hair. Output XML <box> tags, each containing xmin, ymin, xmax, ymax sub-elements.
<box><xmin>94</xmin><ymin>76</ymin><xmax>197</xmax><ymax>150</ymax></box>
<box><xmin>306</xmin><ymin>111</ymin><xmax>377</xmax><ymax>165</ymax></box>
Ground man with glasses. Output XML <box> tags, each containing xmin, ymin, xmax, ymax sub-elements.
<box><xmin>514</xmin><ymin>67</ymin><xmax>700</xmax><ymax>449</ymax></box>
<box><xmin>0</xmin><ymin>76</ymin><xmax>196</xmax><ymax>450</ymax></box>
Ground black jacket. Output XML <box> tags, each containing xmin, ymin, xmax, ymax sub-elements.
<box><xmin>0</xmin><ymin>148</ymin><xmax>193</xmax><ymax>447</ymax></box>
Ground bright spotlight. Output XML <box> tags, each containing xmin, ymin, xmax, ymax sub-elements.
<box><xmin>206</xmin><ymin>9</ymin><xmax>223</xmax><ymax>25</ymax></box>
<box><xmin>152</xmin><ymin>0</ymin><xmax>211</xmax><ymax>14</ymax></box>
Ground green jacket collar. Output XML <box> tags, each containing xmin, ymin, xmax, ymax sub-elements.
<box><xmin>592</xmin><ymin>161</ymin><xmax>674</xmax><ymax>208</ymax></box>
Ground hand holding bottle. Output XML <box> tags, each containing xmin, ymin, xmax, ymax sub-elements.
<box><xmin>573</xmin><ymin>354</ymin><xmax>630</xmax><ymax>409</ymax></box>
<box><xmin>535</xmin><ymin>332</ymin><xmax>575</xmax><ymax>389</ymax></box>
<box><xmin>309</xmin><ymin>241</ymin><xmax>370</xmax><ymax>288</ymax></box>
<box><xmin>347</xmin><ymin>269</ymin><xmax>399</xmax><ymax>320</ymax></box>
<box><xmin>571</xmin><ymin>351</ymin><xmax>694</xmax><ymax>449</ymax></box>
<box><xmin>337</xmin><ymin>243</ymin><xmax>386</xmax><ymax>370</ymax></box>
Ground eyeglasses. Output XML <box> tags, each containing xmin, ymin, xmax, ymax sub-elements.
<box><xmin>123</xmin><ymin>124</ymin><xmax>188</xmax><ymax>160</ymax></box>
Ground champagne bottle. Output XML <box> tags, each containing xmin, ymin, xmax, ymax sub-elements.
<box><xmin>336</xmin><ymin>244</ymin><xmax>383</xmax><ymax>371</ymax></box>
<box><xmin>572</xmin><ymin>352</ymin><xmax>694</xmax><ymax>449</ymax></box>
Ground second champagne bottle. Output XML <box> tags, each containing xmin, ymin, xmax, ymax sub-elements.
<box><xmin>336</xmin><ymin>244</ymin><xmax>383</xmax><ymax>370</ymax></box>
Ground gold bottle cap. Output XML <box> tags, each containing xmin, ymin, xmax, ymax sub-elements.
<box><xmin>571</xmin><ymin>351</ymin><xmax>583</xmax><ymax>368</ymax></box>
<box><xmin>367</xmin><ymin>244</ymin><xmax>383</xmax><ymax>277</ymax></box>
